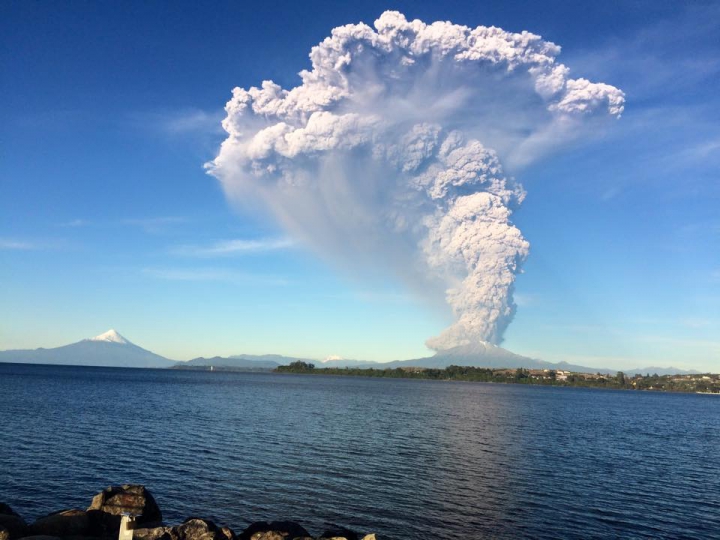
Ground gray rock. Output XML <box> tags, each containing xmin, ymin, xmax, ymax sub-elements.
<box><xmin>238</xmin><ymin>522</ymin><xmax>310</xmax><ymax>540</ymax></box>
<box><xmin>173</xmin><ymin>519</ymin><xmax>220</xmax><ymax>540</ymax></box>
<box><xmin>87</xmin><ymin>485</ymin><xmax>162</xmax><ymax>537</ymax></box>
<box><xmin>319</xmin><ymin>528</ymin><xmax>357</xmax><ymax>540</ymax></box>
<box><xmin>30</xmin><ymin>509</ymin><xmax>90</xmax><ymax>537</ymax></box>
<box><xmin>151</xmin><ymin>518</ymin><xmax>234</xmax><ymax>540</ymax></box>
<box><xmin>219</xmin><ymin>527</ymin><xmax>235</xmax><ymax>540</ymax></box>
<box><xmin>133</xmin><ymin>527</ymin><xmax>172</xmax><ymax>540</ymax></box>
<box><xmin>248</xmin><ymin>534</ymin><xmax>283</xmax><ymax>540</ymax></box>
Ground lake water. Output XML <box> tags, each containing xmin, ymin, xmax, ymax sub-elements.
<box><xmin>1</xmin><ymin>363</ymin><xmax>719</xmax><ymax>539</ymax></box>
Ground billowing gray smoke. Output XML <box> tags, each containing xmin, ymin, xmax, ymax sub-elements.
<box><xmin>208</xmin><ymin>11</ymin><xmax>624</xmax><ymax>351</ymax></box>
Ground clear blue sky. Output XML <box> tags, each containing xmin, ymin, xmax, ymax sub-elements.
<box><xmin>1</xmin><ymin>1</ymin><xmax>718</xmax><ymax>370</ymax></box>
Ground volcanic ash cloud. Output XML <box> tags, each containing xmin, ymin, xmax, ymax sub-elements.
<box><xmin>208</xmin><ymin>11</ymin><xmax>624</xmax><ymax>351</ymax></box>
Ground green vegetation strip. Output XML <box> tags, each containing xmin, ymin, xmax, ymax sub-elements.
<box><xmin>276</xmin><ymin>362</ymin><xmax>720</xmax><ymax>393</ymax></box>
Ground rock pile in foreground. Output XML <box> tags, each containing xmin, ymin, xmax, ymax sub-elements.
<box><xmin>0</xmin><ymin>485</ymin><xmax>376</xmax><ymax>540</ymax></box>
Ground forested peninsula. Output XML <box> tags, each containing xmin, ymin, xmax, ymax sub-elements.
<box><xmin>275</xmin><ymin>362</ymin><xmax>720</xmax><ymax>394</ymax></box>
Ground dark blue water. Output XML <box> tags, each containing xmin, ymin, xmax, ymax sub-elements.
<box><xmin>1</xmin><ymin>363</ymin><xmax>719</xmax><ymax>539</ymax></box>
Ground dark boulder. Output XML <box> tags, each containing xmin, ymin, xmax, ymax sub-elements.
<box><xmin>0</xmin><ymin>514</ymin><xmax>28</xmax><ymax>540</ymax></box>
<box><xmin>319</xmin><ymin>528</ymin><xmax>358</xmax><ymax>540</ymax></box>
<box><xmin>133</xmin><ymin>527</ymin><xmax>172</xmax><ymax>540</ymax></box>
<box><xmin>146</xmin><ymin>518</ymin><xmax>234</xmax><ymax>540</ymax></box>
<box><xmin>30</xmin><ymin>510</ymin><xmax>90</xmax><ymax>537</ymax></box>
<box><xmin>87</xmin><ymin>485</ymin><xmax>162</xmax><ymax>537</ymax></box>
<box><xmin>237</xmin><ymin>522</ymin><xmax>310</xmax><ymax>540</ymax></box>
<box><xmin>250</xmin><ymin>534</ymin><xmax>283</xmax><ymax>540</ymax></box>
<box><xmin>219</xmin><ymin>527</ymin><xmax>235</xmax><ymax>540</ymax></box>
<box><xmin>172</xmin><ymin>519</ymin><xmax>222</xmax><ymax>540</ymax></box>
<box><xmin>0</xmin><ymin>506</ymin><xmax>20</xmax><ymax>518</ymax></box>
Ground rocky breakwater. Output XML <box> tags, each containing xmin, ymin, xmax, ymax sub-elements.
<box><xmin>0</xmin><ymin>485</ymin><xmax>376</xmax><ymax>540</ymax></box>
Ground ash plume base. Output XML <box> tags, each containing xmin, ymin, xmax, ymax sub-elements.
<box><xmin>208</xmin><ymin>11</ymin><xmax>624</xmax><ymax>351</ymax></box>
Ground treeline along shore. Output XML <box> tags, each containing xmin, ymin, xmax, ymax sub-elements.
<box><xmin>275</xmin><ymin>362</ymin><xmax>720</xmax><ymax>394</ymax></box>
<box><xmin>0</xmin><ymin>485</ymin><xmax>376</xmax><ymax>540</ymax></box>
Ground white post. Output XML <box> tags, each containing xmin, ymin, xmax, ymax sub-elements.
<box><xmin>119</xmin><ymin>514</ymin><xmax>135</xmax><ymax>540</ymax></box>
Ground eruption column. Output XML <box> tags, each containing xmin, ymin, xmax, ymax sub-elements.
<box><xmin>208</xmin><ymin>11</ymin><xmax>624</xmax><ymax>351</ymax></box>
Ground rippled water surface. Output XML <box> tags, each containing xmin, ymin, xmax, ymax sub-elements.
<box><xmin>1</xmin><ymin>363</ymin><xmax>719</xmax><ymax>539</ymax></box>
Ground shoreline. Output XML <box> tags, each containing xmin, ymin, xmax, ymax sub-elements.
<box><xmin>272</xmin><ymin>364</ymin><xmax>720</xmax><ymax>394</ymax></box>
<box><xmin>0</xmin><ymin>485</ymin><xmax>375</xmax><ymax>540</ymax></box>
<box><xmin>1</xmin><ymin>361</ymin><xmax>719</xmax><ymax>394</ymax></box>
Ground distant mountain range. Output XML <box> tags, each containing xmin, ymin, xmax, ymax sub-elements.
<box><xmin>0</xmin><ymin>329</ymin><xmax>175</xmax><ymax>368</ymax></box>
<box><xmin>370</xmin><ymin>341</ymin><xmax>539</xmax><ymax>370</ymax></box>
<box><xmin>375</xmin><ymin>342</ymin><xmax>612</xmax><ymax>373</ymax></box>
<box><xmin>171</xmin><ymin>343</ymin><xmax>698</xmax><ymax>375</ymax></box>
<box><xmin>178</xmin><ymin>354</ymin><xmax>375</xmax><ymax>370</ymax></box>
<box><xmin>181</xmin><ymin>354</ymin><xmax>289</xmax><ymax>370</ymax></box>
<box><xmin>372</xmin><ymin>343</ymin><xmax>698</xmax><ymax>375</ymax></box>
<box><xmin>321</xmin><ymin>358</ymin><xmax>372</xmax><ymax>368</ymax></box>
<box><xmin>0</xmin><ymin>330</ymin><xmax>699</xmax><ymax>375</ymax></box>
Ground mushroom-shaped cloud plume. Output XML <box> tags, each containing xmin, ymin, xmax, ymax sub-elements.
<box><xmin>208</xmin><ymin>11</ymin><xmax>624</xmax><ymax>351</ymax></box>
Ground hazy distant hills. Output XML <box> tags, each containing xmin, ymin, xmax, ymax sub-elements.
<box><xmin>180</xmin><ymin>354</ymin><xmax>371</xmax><ymax>370</ymax></box>
<box><xmin>622</xmin><ymin>366</ymin><xmax>699</xmax><ymax>376</ymax></box>
<box><xmin>321</xmin><ymin>358</ymin><xmax>373</xmax><ymax>368</ymax></box>
<box><xmin>0</xmin><ymin>330</ymin><xmax>699</xmax><ymax>375</ymax></box>
<box><xmin>375</xmin><ymin>341</ymin><xmax>540</xmax><ymax>370</ymax></box>
<box><xmin>356</xmin><ymin>342</ymin><xmax>697</xmax><ymax>375</ymax></box>
<box><xmin>0</xmin><ymin>329</ymin><xmax>175</xmax><ymax>368</ymax></box>
<box><xmin>361</xmin><ymin>341</ymin><xmax>611</xmax><ymax>372</ymax></box>
<box><xmin>182</xmin><ymin>354</ymin><xmax>288</xmax><ymax>370</ymax></box>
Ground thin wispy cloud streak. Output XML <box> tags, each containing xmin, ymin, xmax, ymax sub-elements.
<box><xmin>0</xmin><ymin>238</ymin><xmax>36</xmax><ymax>250</ymax></box>
<box><xmin>162</xmin><ymin>109</ymin><xmax>225</xmax><ymax>136</ymax></box>
<box><xmin>57</xmin><ymin>217</ymin><xmax>189</xmax><ymax>232</ymax></box>
<box><xmin>565</xmin><ymin>3</ymin><xmax>720</xmax><ymax>100</ymax></box>
<box><xmin>58</xmin><ymin>219</ymin><xmax>90</xmax><ymax>228</ymax></box>
<box><xmin>561</xmin><ymin>3</ymin><xmax>720</xmax><ymax>186</ymax></box>
<box><xmin>327</xmin><ymin>290</ymin><xmax>416</xmax><ymax>305</ymax></box>
<box><xmin>122</xmin><ymin>216</ymin><xmax>188</xmax><ymax>227</ymax></box>
<box><xmin>143</xmin><ymin>267</ymin><xmax>289</xmax><ymax>286</ymax></box>
<box><xmin>0</xmin><ymin>237</ymin><xmax>74</xmax><ymax>252</ymax></box>
<box><xmin>171</xmin><ymin>238</ymin><xmax>294</xmax><ymax>257</ymax></box>
<box><xmin>129</xmin><ymin>109</ymin><xmax>226</xmax><ymax>137</ymax></box>
<box><xmin>680</xmin><ymin>318</ymin><xmax>713</xmax><ymax>329</ymax></box>
<box><xmin>122</xmin><ymin>216</ymin><xmax>189</xmax><ymax>235</ymax></box>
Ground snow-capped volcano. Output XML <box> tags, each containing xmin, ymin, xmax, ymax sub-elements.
<box><xmin>87</xmin><ymin>329</ymin><xmax>129</xmax><ymax>345</ymax></box>
<box><xmin>0</xmin><ymin>329</ymin><xmax>173</xmax><ymax>368</ymax></box>
<box><xmin>367</xmin><ymin>340</ymin><xmax>536</xmax><ymax>369</ymax></box>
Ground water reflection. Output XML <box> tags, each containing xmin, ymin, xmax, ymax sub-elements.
<box><xmin>1</xmin><ymin>365</ymin><xmax>719</xmax><ymax>539</ymax></box>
